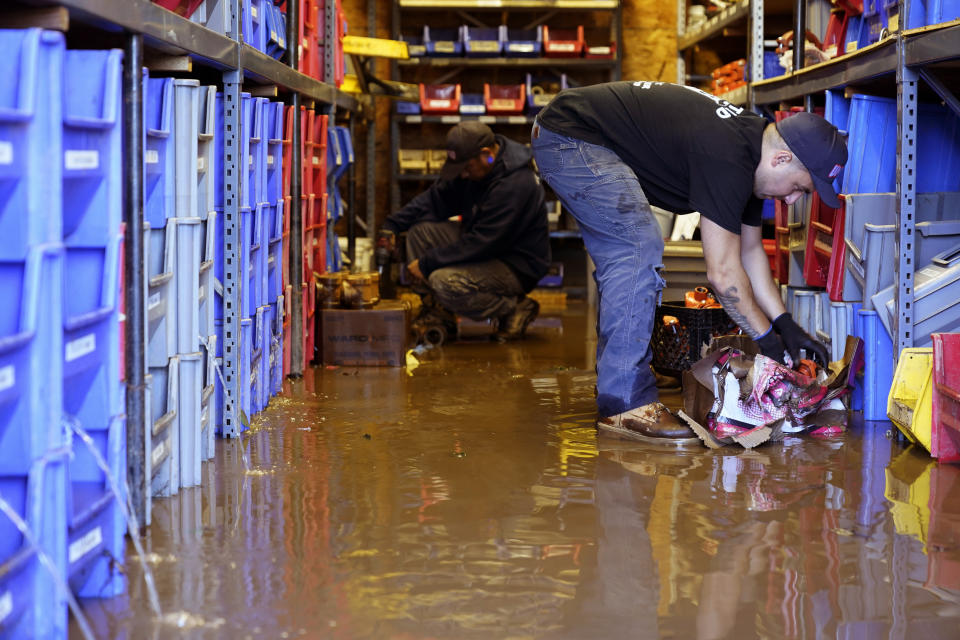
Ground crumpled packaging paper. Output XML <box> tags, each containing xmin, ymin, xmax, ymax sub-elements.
<box><xmin>679</xmin><ymin>335</ymin><xmax>864</xmax><ymax>449</ymax></box>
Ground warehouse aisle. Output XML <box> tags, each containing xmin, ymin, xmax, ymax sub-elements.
<box><xmin>74</xmin><ymin>302</ymin><xmax>960</xmax><ymax>639</ymax></box>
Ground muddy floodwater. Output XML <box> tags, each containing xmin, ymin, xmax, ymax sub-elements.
<box><xmin>75</xmin><ymin>303</ymin><xmax>960</xmax><ymax>639</ymax></box>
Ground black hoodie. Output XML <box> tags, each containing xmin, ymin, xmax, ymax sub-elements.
<box><xmin>383</xmin><ymin>134</ymin><xmax>550</xmax><ymax>292</ymax></box>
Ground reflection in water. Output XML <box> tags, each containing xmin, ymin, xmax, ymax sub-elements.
<box><xmin>72</xmin><ymin>305</ymin><xmax>960</xmax><ymax>639</ymax></box>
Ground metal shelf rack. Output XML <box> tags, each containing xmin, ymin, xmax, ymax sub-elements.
<box><xmin>389</xmin><ymin>0</ymin><xmax>621</xmax><ymax>238</ymax></box>
<box><xmin>12</xmin><ymin>0</ymin><xmax>362</xmax><ymax>523</ymax></box>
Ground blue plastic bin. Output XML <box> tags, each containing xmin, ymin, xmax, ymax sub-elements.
<box><xmin>145</xmin><ymin>223</ymin><xmax>176</xmax><ymax>368</ymax></box>
<box><xmin>462</xmin><ymin>25</ymin><xmax>503</xmax><ymax>57</ymax></box>
<box><xmin>265</xmin><ymin>101</ymin><xmax>284</xmax><ymax>205</ymax></box>
<box><xmin>173</xmin><ymin>217</ymin><xmax>202</xmax><ymax>354</ymax></box>
<box><xmin>197</xmin><ymin>85</ymin><xmax>215</xmax><ymax>221</ymax></box>
<box><xmin>200</xmin><ymin>333</ymin><xmax>216</xmax><ymax>461</ymax></box>
<box><xmin>265</xmin><ymin>3</ymin><xmax>286</xmax><ymax>59</ymax></box>
<box><xmin>907</xmin><ymin>0</ymin><xmax>960</xmax><ymax>28</ymax></box>
<box><xmin>396</xmin><ymin>101</ymin><xmax>421</xmax><ymax>115</ymax></box>
<box><xmin>62</xmin><ymin>49</ymin><xmax>122</xmax><ymax>246</ymax></box>
<box><xmin>66</xmin><ymin>413</ymin><xmax>126</xmax><ymax>597</ymax></box>
<box><xmin>267</xmin><ymin>237</ymin><xmax>283</xmax><ymax>300</ymax></box>
<box><xmin>0</xmin><ymin>245</ymin><xmax>63</xmax><ymax>472</ymax></box>
<box><xmin>246</xmin><ymin>96</ymin><xmax>266</xmax><ymax>209</ymax></box>
<box><xmin>401</xmin><ymin>33</ymin><xmax>426</xmax><ymax>57</ymax></box>
<box><xmin>526</xmin><ymin>73</ymin><xmax>568</xmax><ymax>114</ymax></box>
<box><xmin>763</xmin><ymin>51</ymin><xmax>785</xmax><ymax>79</ymax></box>
<box><xmin>174</xmin><ymin>80</ymin><xmax>200</xmax><ymax>220</ymax></box>
<box><xmin>145</xmin><ymin>77</ymin><xmax>175</xmax><ymax>230</ymax></box>
<box><xmin>0</xmin><ymin>451</ymin><xmax>68</xmax><ymax>638</ymax></box>
<box><xmin>856</xmin><ymin>308</ymin><xmax>893</xmax><ymax>421</ymax></box>
<box><xmin>178</xmin><ymin>351</ymin><xmax>203</xmax><ymax>488</ymax></box>
<box><xmin>257</xmin><ymin>304</ymin><xmax>272</xmax><ymax>409</ymax></box>
<box><xmin>855</xmin><ymin>0</ymin><xmax>889</xmax><ymax>49</ymax></box>
<box><xmin>0</xmin><ymin>29</ymin><xmax>64</xmax><ymax>261</ymax></box>
<box><xmin>147</xmin><ymin>359</ymin><xmax>178</xmax><ymax>498</ymax></box>
<box><xmin>460</xmin><ymin>93</ymin><xmax>485</xmax><ymax>115</ymax></box>
<box><xmin>423</xmin><ymin>26</ymin><xmax>463</xmax><ymax>57</ymax></box>
<box><xmin>243</xmin><ymin>0</ymin><xmax>268</xmax><ymax>52</ymax></box>
<box><xmin>199</xmin><ymin>213</ymin><xmax>216</xmax><ymax>341</ymax></box>
<box><xmin>253</xmin><ymin>97</ymin><xmax>269</xmax><ymax>206</ymax></box>
<box><xmin>504</xmin><ymin>26</ymin><xmax>541</xmax><ymax>57</ymax></box>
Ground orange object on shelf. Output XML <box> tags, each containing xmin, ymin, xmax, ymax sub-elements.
<box><xmin>685</xmin><ymin>287</ymin><xmax>721</xmax><ymax>309</ymax></box>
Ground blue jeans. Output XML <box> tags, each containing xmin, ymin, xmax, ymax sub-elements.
<box><xmin>531</xmin><ymin>123</ymin><xmax>665</xmax><ymax>417</ymax></box>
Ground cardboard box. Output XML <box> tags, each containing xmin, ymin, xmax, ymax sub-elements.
<box><xmin>321</xmin><ymin>301</ymin><xmax>410</xmax><ymax>367</ymax></box>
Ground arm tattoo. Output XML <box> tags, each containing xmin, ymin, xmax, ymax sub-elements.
<box><xmin>716</xmin><ymin>286</ymin><xmax>762</xmax><ymax>339</ymax></box>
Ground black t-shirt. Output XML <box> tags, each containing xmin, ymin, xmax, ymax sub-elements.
<box><xmin>537</xmin><ymin>81</ymin><xmax>766</xmax><ymax>234</ymax></box>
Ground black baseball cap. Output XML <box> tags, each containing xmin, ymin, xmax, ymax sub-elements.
<box><xmin>440</xmin><ymin>121</ymin><xmax>495</xmax><ymax>180</ymax></box>
<box><xmin>775</xmin><ymin>112</ymin><xmax>848</xmax><ymax>208</ymax></box>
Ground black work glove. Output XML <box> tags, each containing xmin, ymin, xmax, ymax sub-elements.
<box><xmin>755</xmin><ymin>328</ymin><xmax>788</xmax><ymax>364</ymax></box>
<box><xmin>773</xmin><ymin>312</ymin><xmax>830</xmax><ymax>367</ymax></box>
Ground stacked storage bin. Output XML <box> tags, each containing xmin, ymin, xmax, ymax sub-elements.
<box><xmin>308</xmin><ymin>113</ymin><xmax>328</xmax><ymax>365</ymax></box>
<box><xmin>265</xmin><ymin>102</ymin><xmax>285</xmax><ymax>397</ymax></box>
<box><xmin>61</xmin><ymin>47</ymin><xmax>126</xmax><ymax>599</ymax></box>
<box><xmin>281</xmin><ymin>106</ymin><xmax>311</xmax><ymax>372</ymax></box>
<box><xmin>327</xmin><ymin>125</ymin><xmax>352</xmax><ymax>274</ymax></box>
<box><xmin>0</xmin><ymin>28</ymin><xmax>68</xmax><ymax>638</ymax></box>
<box><xmin>143</xmin><ymin>76</ymin><xmax>179</xmax><ymax>498</ymax></box>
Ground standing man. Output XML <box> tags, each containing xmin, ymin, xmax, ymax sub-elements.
<box><xmin>382</xmin><ymin>121</ymin><xmax>550</xmax><ymax>343</ymax></box>
<box><xmin>531</xmin><ymin>81</ymin><xmax>845</xmax><ymax>444</ymax></box>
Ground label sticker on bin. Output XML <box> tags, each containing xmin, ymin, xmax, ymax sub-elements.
<box><xmin>148</xmin><ymin>292</ymin><xmax>161</xmax><ymax>311</ymax></box>
<box><xmin>69</xmin><ymin>526</ymin><xmax>102</xmax><ymax>564</ymax></box>
<box><xmin>152</xmin><ymin>440</ymin><xmax>166</xmax><ymax>467</ymax></box>
<box><xmin>0</xmin><ymin>141</ymin><xmax>13</xmax><ymax>165</ymax></box>
<box><xmin>65</xmin><ymin>150</ymin><xmax>99</xmax><ymax>171</ymax></box>
<box><xmin>197</xmin><ymin>157</ymin><xmax>206</xmax><ymax>172</ymax></box>
<box><xmin>0</xmin><ymin>592</ymin><xmax>11</xmax><ymax>624</ymax></box>
<box><xmin>66</xmin><ymin>334</ymin><xmax>96</xmax><ymax>362</ymax></box>
<box><xmin>146</xmin><ymin>149</ymin><xmax>159</xmax><ymax>165</ymax></box>
<box><xmin>0</xmin><ymin>365</ymin><xmax>14</xmax><ymax>393</ymax></box>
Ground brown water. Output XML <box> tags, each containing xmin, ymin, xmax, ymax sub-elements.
<box><xmin>76</xmin><ymin>303</ymin><xmax>960</xmax><ymax>639</ymax></box>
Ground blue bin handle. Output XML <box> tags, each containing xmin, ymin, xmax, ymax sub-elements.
<box><xmin>932</xmin><ymin>244</ymin><xmax>960</xmax><ymax>268</ymax></box>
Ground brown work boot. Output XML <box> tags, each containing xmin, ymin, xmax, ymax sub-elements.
<box><xmin>494</xmin><ymin>296</ymin><xmax>539</xmax><ymax>342</ymax></box>
<box><xmin>597</xmin><ymin>402</ymin><xmax>700</xmax><ymax>446</ymax></box>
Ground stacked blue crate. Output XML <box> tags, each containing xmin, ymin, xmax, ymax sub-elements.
<box><xmin>143</xmin><ymin>75</ymin><xmax>179</xmax><ymax>500</ymax></box>
<box><xmin>265</xmin><ymin>2</ymin><xmax>287</xmax><ymax>60</ymax></box>
<box><xmin>265</xmin><ymin>101</ymin><xmax>284</xmax><ymax>403</ymax></box>
<box><xmin>326</xmin><ymin>126</ymin><xmax>353</xmax><ymax>273</ymax></box>
<box><xmin>196</xmin><ymin>86</ymin><xmax>217</xmax><ymax>462</ymax></box>
<box><xmin>170</xmin><ymin>80</ymin><xmax>205</xmax><ymax>490</ymax></box>
<box><xmin>906</xmin><ymin>0</ymin><xmax>960</xmax><ymax>28</ymax></box>
<box><xmin>243</xmin><ymin>0</ymin><xmax>269</xmax><ymax>53</ymax></box>
<box><xmin>251</xmin><ymin>98</ymin><xmax>270</xmax><ymax>415</ymax></box>
<box><xmin>0</xmin><ymin>29</ymin><xmax>68</xmax><ymax>638</ymax></box>
<box><xmin>61</xmin><ymin>48</ymin><xmax>125</xmax><ymax>598</ymax></box>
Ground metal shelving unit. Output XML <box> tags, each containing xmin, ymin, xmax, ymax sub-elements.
<box><xmin>389</xmin><ymin>0</ymin><xmax>621</xmax><ymax>237</ymax></box>
<box><xmin>749</xmin><ymin>3</ymin><xmax>960</xmax><ymax>356</ymax></box>
<box><xmin>13</xmin><ymin>0</ymin><xmax>362</xmax><ymax>522</ymax></box>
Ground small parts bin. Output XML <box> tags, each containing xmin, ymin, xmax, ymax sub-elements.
<box><xmin>543</xmin><ymin>25</ymin><xmax>584</xmax><ymax>57</ymax></box>
<box><xmin>484</xmin><ymin>84</ymin><xmax>525</xmax><ymax>115</ymax></box>
<box><xmin>419</xmin><ymin>84</ymin><xmax>460</xmax><ymax>114</ymax></box>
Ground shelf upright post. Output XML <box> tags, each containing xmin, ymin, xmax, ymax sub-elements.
<box><xmin>222</xmin><ymin>0</ymin><xmax>244</xmax><ymax>436</ymax></box>
<box><xmin>748</xmin><ymin>0</ymin><xmax>763</xmax><ymax>111</ymax></box>
<box><xmin>367</xmin><ymin>0</ymin><xmax>377</xmax><ymax>239</ymax></box>
<box><xmin>123</xmin><ymin>32</ymin><xmax>147</xmax><ymax>527</ymax></box>
<box><xmin>325</xmin><ymin>0</ymin><xmax>338</xmax><ymax>86</ymax></box>
<box><xmin>677</xmin><ymin>0</ymin><xmax>686</xmax><ymax>85</ymax></box>
<box><xmin>289</xmin><ymin>0</ymin><xmax>304</xmax><ymax>375</ymax></box>
<box><xmin>895</xmin><ymin>2</ymin><xmax>918</xmax><ymax>357</ymax></box>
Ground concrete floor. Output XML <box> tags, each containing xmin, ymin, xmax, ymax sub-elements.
<box><xmin>76</xmin><ymin>302</ymin><xmax>960</xmax><ymax>639</ymax></box>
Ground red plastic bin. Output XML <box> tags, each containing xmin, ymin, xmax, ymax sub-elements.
<box><xmin>931</xmin><ymin>333</ymin><xmax>960</xmax><ymax>463</ymax></box>
<box><xmin>543</xmin><ymin>25</ymin><xmax>584</xmax><ymax>57</ymax></box>
<box><xmin>153</xmin><ymin>0</ymin><xmax>204</xmax><ymax>18</ymax></box>
<box><xmin>802</xmin><ymin>192</ymin><xmax>842</xmax><ymax>288</ymax></box>
<box><xmin>484</xmin><ymin>83</ymin><xmax>526</xmax><ymax>115</ymax></box>
<box><xmin>419</xmin><ymin>84</ymin><xmax>461</xmax><ymax>114</ymax></box>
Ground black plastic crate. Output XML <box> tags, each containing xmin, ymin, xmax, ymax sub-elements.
<box><xmin>651</xmin><ymin>301</ymin><xmax>738</xmax><ymax>377</ymax></box>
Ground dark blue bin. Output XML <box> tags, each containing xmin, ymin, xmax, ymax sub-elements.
<box><xmin>265</xmin><ymin>101</ymin><xmax>284</xmax><ymax>205</ymax></box>
<box><xmin>62</xmin><ymin>49</ymin><xmax>122</xmax><ymax>246</ymax></box>
<box><xmin>144</xmin><ymin>77</ymin><xmax>174</xmax><ymax>229</ymax></box>
<box><xmin>462</xmin><ymin>25</ymin><xmax>503</xmax><ymax>57</ymax></box>
<box><xmin>907</xmin><ymin>0</ymin><xmax>960</xmax><ymax>28</ymax></box>
<box><xmin>243</xmin><ymin>0</ymin><xmax>268</xmax><ymax>53</ymax></box>
<box><xmin>0</xmin><ymin>29</ymin><xmax>64</xmax><ymax>261</ymax></box>
<box><xmin>265</xmin><ymin>3</ymin><xmax>286</xmax><ymax>59</ymax></box>
<box><xmin>396</xmin><ymin>101</ymin><xmax>421</xmax><ymax>115</ymax></box>
<box><xmin>0</xmin><ymin>245</ymin><xmax>64</xmax><ymax>473</ymax></box>
<box><xmin>504</xmin><ymin>27</ymin><xmax>541</xmax><ymax>57</ymax></box>
<box><xmin>0</xmin><ymin>451</ymin><xmax>68</xmax><ymax>637</ymax></box>
<box><xmin>252</xmin><ymin>97</ymin><xmax>269</xmax><ymax>206</ymax></box>
<box><xmin>423</xmin><ymin>26</ymin><xmax>463</xmax><ymax>57</ymax></box>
